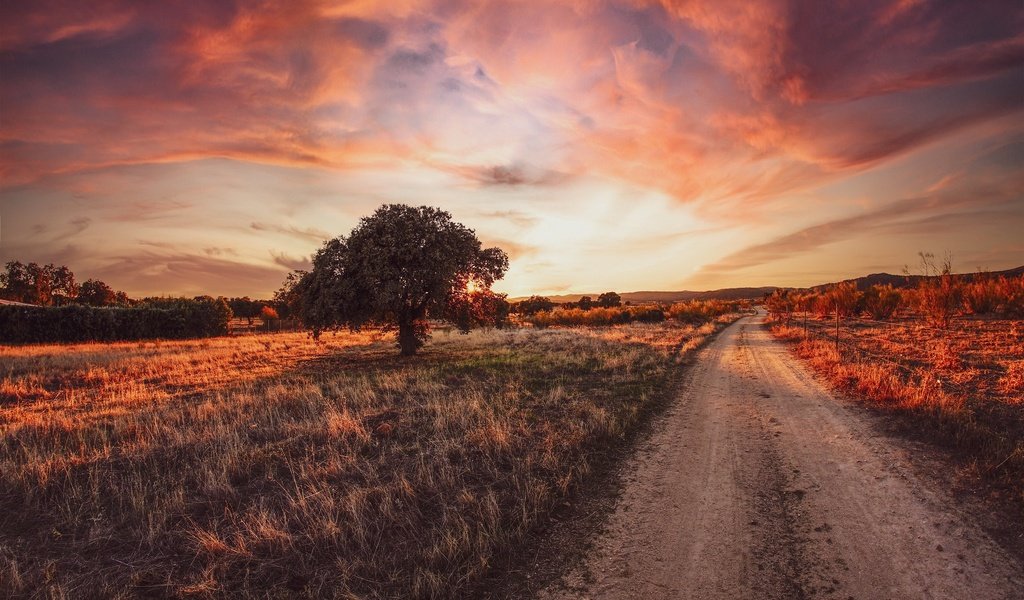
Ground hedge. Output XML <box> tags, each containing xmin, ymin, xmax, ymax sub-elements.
<box><xmin>527</xmin><ymin>305</ymin><xmax>667</xmax><ymax>328</ymax></box>
<box><xmin>0</xmin><ymin>297</ymin><xmax>232</xmax><ymax>344</ymax></box>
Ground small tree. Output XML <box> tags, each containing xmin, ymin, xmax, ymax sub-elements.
<box><xmin>515</xmin><ymin>295</ymin><xmax>554</xmax><ymax>316</ymax></box>
<box><xmin>292</xmin><ymin>205</ymin><xmax>509</xmax><ymax>355</ymax></box>
<box><xmin>0</xmin><ymin>261</ymin><xmax>34</xmax><ymax>303</ymax></box>
<box><xmin>228</xmin><ymin>296</ymin><xmax>264</xmax><ymax>326</ymax></box>
<box><xmin>577</xmin><ymin>295</ymin><xmax>594</xmax><ymax>311</ymax></box>
<box><xmin>78</xmin><ymin>279</ymin><xmax>117</xmax><ymax>307</ymax></box>
<box><xmin>48</xmin><ymin>265</ymin><xmax>78</xmax><ymax>305</ymax></box>
<box><xmin>443</xmin><ymin>288</ymin><xmax>510</xmax><ymax>330</ymax></box>
<box><xmin>113</xmin><ymin>291</ymin><xmax>132</xmax><ymax>307</ymax></box>
<box><xmin>597</xmin><ymin>291</ymin><xmax>621</xmax><ymax>308</ymax></box>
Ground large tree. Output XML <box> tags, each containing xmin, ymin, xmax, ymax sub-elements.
<box><xmin>293</xmin><ymin>204</ymin><xmax>509</xmax><ymax>355</ymax></box>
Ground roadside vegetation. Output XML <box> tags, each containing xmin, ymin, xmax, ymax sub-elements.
<box><xmin>0</xmin><ymin>260</ymin><xmax>296</xmax><ymax>342</ymax></box>
<box><xmin>765</xmin><ymin>266</ymin><xmax>1024</xmax><ymax>506</ymax></box>
<box><xmin>518</xmin><ymin>298</ymin><xmax>745</xmax><ymax>328</ymax></box>
<box><xmin>0</xmin><ymin>316</ymin><xmax>737</xmax><ymax>598</ymax></box>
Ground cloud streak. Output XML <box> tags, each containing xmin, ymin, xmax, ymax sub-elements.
<box><xmin>250</xmin><ymin>222</ymin><xmax>331</xmax><ymax>243</ymax></box>
<box><xmin>699</xmin><ymin>162</ymin><xmax>1024</xmax><ymax>277</ymax></box>
<box><xmin>2</xmin><ymin>0</ymin><xmax>1022</xmax><ymax>295</ymax></box>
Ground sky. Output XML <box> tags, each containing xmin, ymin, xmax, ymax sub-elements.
<box><xmin>1</xmin><ymin>0</ymin><xmax>1022</xmax><ymax>298</ymax></box>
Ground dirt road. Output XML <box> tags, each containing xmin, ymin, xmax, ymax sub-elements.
<box><xmin>539</xmin><ymin>314</ymin><xmax>1023</xmax><ymax>600</ymax></box>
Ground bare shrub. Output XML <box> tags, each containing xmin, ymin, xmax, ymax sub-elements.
<box><xmin>863</xmin><ymin>284</ymin><xmax>902</xmax><ymax>320</ymax></box>
<box><xmin>911</xmin><ymin>252</ymin><xmax>962</xmax><ymax>329</ymax></box>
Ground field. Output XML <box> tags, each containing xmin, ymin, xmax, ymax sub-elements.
<box><xmin>771</xmin><ymin>314</ymin><xmax>1024</xmax><ymax>505</ymax></box>
<box><xmin>0</xmin><ymin>318</ymin><xmax>735</xmax><ymax>598</ymax></box>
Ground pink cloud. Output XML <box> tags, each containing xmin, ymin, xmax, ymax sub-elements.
<box><xmin>2</xmin><ymin>0</ymin><xmax>1022</xmax><ymax>294</ymax></box>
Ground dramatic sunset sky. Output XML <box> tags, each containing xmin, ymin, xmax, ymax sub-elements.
<box><xmin>2</xmin><ymin>1</ymin><xmax>1022</xmax><ymax>298</ymax></box>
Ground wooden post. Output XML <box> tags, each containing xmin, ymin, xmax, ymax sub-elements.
<box><xmin>835</xmin><ymin>302</ymin><xmax>840</xmax><ymax>359</ymax></box>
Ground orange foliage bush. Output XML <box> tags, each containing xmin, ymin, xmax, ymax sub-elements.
<box><xmin>995</xmin><ymin>274</ymin><xmax>1024</xmax><ymax>317</ymax></box>
<box><xmin>764</xmin><ymin>290</ymin><xmax>793</xmax><ymax>322</ymax></box>
<box><xmin>529</xmin><ymin>305</ymin><xmax>662</xmax><ymax>327</ymax></box>
<box><xmin>668</xmin><ymin>299</ymin><xmax>741</xmax><ymax>323</ymax></box>
<box><xmin>527</xmin><ymin>300</ymin><xmax>742</xmax><ymax>329</ymax></box>
<box><xmin>827</xmin><ymin>281</ymin><xmax>862</xmax><ymax>318</ymax></box>
<box><xmin>862</xmin><ymin>284</ymin><xmax>903</xmax><ymax>320</ymax></box>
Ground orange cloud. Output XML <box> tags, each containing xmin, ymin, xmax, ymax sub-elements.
<box><xmin>2</xmin><ymin>0</ymin><xmax>1022</xmax><ymax>295</ymax></box>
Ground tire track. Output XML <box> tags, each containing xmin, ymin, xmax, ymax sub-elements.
<box><xmin>538</xmin><ymin>314</ymin><xmax>1024</xmax><ymax>600</ymax></box>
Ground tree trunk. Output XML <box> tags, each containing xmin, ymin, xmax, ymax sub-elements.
<box><xmin>398</xmin><ymin>321</ymin><xmax>420</xmax><ymax>356</ymax></box>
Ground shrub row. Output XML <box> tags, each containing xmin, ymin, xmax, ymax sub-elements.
<box><xmin>525</xmin><ymin>299</ymin><xmax>745</xmax><ymax>329</ymax></box>
<box><xmin>528</xmin><ymin>305</ymin><xmax>666</xmax><ymax>328</ymax></box>
<box><xmin>666</xmin><ymin>299</ymin><xmax>741</xmax><ymax>323</ymax></box>
<box><xmin>766</xmin><ymin>273</ymin><xmax>1024</xmax><ymax>327</ymax></box>
<box><xmin>0</xmin><ymin>297</ymin><xmax>232</xmax><ymax>343</ymax></box>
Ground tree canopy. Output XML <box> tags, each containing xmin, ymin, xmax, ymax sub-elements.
<box><xmin>289</xmin><ymin>204</ymin><xmax>509</xmax><ymax>355</ymax></box>
<box><xmin>514</xmin><ymin>295</ymin><xmax>555</xmax><ymax>315</ymax></box>
<box><xmin>1</xmin><ymin>261</ymin><xmax>129</xmax><ymax>307</ymax></box>
<box><xmin>227</xmin><ymin>297</ymin><xmax>266</xmax><ymax>325</ymax></box>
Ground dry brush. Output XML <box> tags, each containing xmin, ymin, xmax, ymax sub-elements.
<box><xmin>1</xmin><ymin>319</ymin><xmax>734</xmax><ymax>598</ymax></box>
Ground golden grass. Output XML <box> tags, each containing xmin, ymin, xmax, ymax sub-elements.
<box><xmin>771</xmin><ymin>316</ymin><xmax>1024</xmax><ymax>505</ymax></box>
<box><xmin>1</xmin><ymin>318</ymin><xmax>732</xmax><ymax>598</ymax></box>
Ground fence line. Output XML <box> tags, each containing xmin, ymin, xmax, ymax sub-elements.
<box><xmin>779</xmin><ymin>316</ymin><xmax>970</xmax><ymax>397</ymax></box>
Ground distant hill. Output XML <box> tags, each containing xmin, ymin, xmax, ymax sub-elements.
<box><xmin>507</xmin><ymin>265</ymin><xmax>1024</xmax><ymax>305</ymax></box>
<box><xmin>807</xmin><ymin>265</ymin><xmax>1024</xmax><ymax>292</ymax></box>
<box><xmin>510</xmin><ymin>286</ymin><xmax>778</xmax><ymax>304</ymax></box>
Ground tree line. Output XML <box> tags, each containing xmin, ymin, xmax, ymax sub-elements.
<box><xmin>0</xmin><ymin>261</ymin><xmax>131</xmax><ymax>307</ymax></box>
<box><xmin>511</xmin><ymin>291</ymin><xmax>623</xmax><ymax>316</ymax></box>
<box><xmin>0</xmin><ymin>261</ymin><xmax>293</xmax><ymax>343</ymax></box>
<box><xmin>0</xmin><ymin>297</ymin><xmax>234</xmax><ymax>343</ymax></box>
<box><xmin>0</xmin><ymin>205</ymin><xmax>739</xmax><ymax>351</ymax></box>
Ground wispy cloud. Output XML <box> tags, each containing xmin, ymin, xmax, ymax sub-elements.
<box><xmin>2</xmin><ymin>0</ymin><xmax>1022</xmax><ymax>295</ymax></box>
<box><xmin>250</xmin><ymin>222</ymin><xmax>331</xmax><ymax>243</ymax></box>
<box><xmin>699</xmin><ymin>164</ymin><xmax>1024</xmax><ymax>277</ymax></box>
<box><xmin>269</xmin><ymin>250</ymin><xmax>312</xmax><ymax>271</ymax></box>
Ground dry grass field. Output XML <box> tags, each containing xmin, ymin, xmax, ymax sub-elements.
<box><xmin>0</xmin><ymin>318</ymin><xmax>735</xmax><ymax>598</ymax></box>
<box><xmin>772</xmin><ymin>315</ymin><xmax>1024</xmax><ymax>505</ymax></box>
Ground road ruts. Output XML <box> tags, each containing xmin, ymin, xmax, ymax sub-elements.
<box><xmin>538</xmin><ymin>313</ymin><xmax>1024</xmax><ymax>600</ymax></box>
